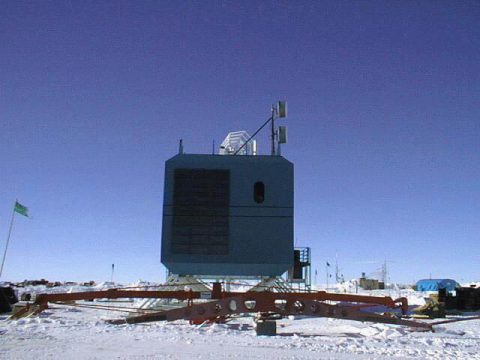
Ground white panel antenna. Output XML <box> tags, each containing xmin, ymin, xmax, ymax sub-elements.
<box><xmin>278</xmin><ymin>126</ymin><xmax>287</xmax><ymax>144</ymax></box>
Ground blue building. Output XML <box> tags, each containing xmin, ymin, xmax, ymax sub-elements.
<box><xmin>416</xmin><ymin>279</ymin><xmax>459</xmax><ymax>292</ymax></box>
<box><xmin>161</xmin><ymin>153</ymin><xmax>294</xmax><ymax>277</ymax></box>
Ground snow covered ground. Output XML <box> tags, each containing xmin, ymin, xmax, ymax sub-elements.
<box><xmin>1</xmin><ymin>284</ymin><xmax>479</xmax><ymax>359</ymax></box>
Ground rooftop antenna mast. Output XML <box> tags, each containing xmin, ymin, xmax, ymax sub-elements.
<box><xmin>234</xmin><ymin>101</ymin><xmax>287</xmax><ymax>156</ymax></box>
<box><xmin>271</xmin><ymin>101</ymin><xmax>287</xmax><ymax>155</ymax></box>
<box><xmin>271</xmin><ymin>105</ymin><xmax>276</xmax><ymax>155</ymax></box>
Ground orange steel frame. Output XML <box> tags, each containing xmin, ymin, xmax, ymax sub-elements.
<box><xmin>12</xmin><ymin>283</ymin><xmax>432</xmax><ymax>331</ymax></box>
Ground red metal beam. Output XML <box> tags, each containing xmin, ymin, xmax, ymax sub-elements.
<box><xmin>34</xmin><ymin>289</ymin><xmax>201</xmax><ymax>304</ymax></box>
<box><xmin>34</xmin><ymin>289</ymin><xmax>407</xmax><ymax>313</ymax></box>
<box><xmin>23</xmin><ymin>288</ymin><xmax>411</xmax><ymax>328</ymax></box>
<box><xmin>106</xmin><ymin>295</ymin><xmax>431</xmax><ymax>330</ymax></box>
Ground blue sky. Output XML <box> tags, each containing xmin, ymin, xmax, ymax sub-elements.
<box><xmin>1</xmin><ymin>1</ymin><xmax>479</xmax><ymax>284</ymax></box>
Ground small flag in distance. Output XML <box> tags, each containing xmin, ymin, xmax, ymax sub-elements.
<box><xmin>14</xmin><ymin>201</ymin><xmax>29</xmax><ymax>217</ymax></box>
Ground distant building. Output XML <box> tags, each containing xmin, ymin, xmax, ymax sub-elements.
<box><xmin>359</xmin><ymin>278</ymin><xmax>379</xmax><ymax>290</ymax></box>
<box><xmin>359</xmin><ymin>272</ymin><xmax>384</xmax><ymax>290</ymax></box>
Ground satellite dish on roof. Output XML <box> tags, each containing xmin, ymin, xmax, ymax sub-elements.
<box><xmin>219</xmin><ymin>131</ymin><xmax>256</xmax><ymax>155</ymax></box>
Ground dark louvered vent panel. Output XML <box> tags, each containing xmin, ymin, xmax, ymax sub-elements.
<box><xmin>172</xmin><ymin>169</ymin><xmax>230</xmax><ymax>255</ymax></box>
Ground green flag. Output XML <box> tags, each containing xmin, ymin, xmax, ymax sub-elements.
<box><xmin>14</xmin><ymin>201</ymin><xmax>29</xmax><ymax>217</ymax></box>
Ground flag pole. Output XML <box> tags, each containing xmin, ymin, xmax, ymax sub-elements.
<box><xmin>0</xmin><ymin>202</ymin><xmax>17</xmax><ymax>278</ymax></box>
<box><xmin>110</xmin><ymin>264</ymin><xmax>115</xmax><ymax>283</ymax></box>
<box><xmin>326</xmin><ymin>263</ymin><xmax>329</xmax><ymax>291</ymax></box>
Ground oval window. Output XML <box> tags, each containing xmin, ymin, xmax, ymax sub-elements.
<box><xmin>254</xmin><ymin>182</ymin><xmax>265</xmax><ymax>203</ymax></box>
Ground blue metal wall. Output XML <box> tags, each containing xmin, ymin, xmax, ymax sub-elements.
<box><xmin>161</xmin><ymin>154</ymin><xmax>294</xmax><ymax>277</ymax></box>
